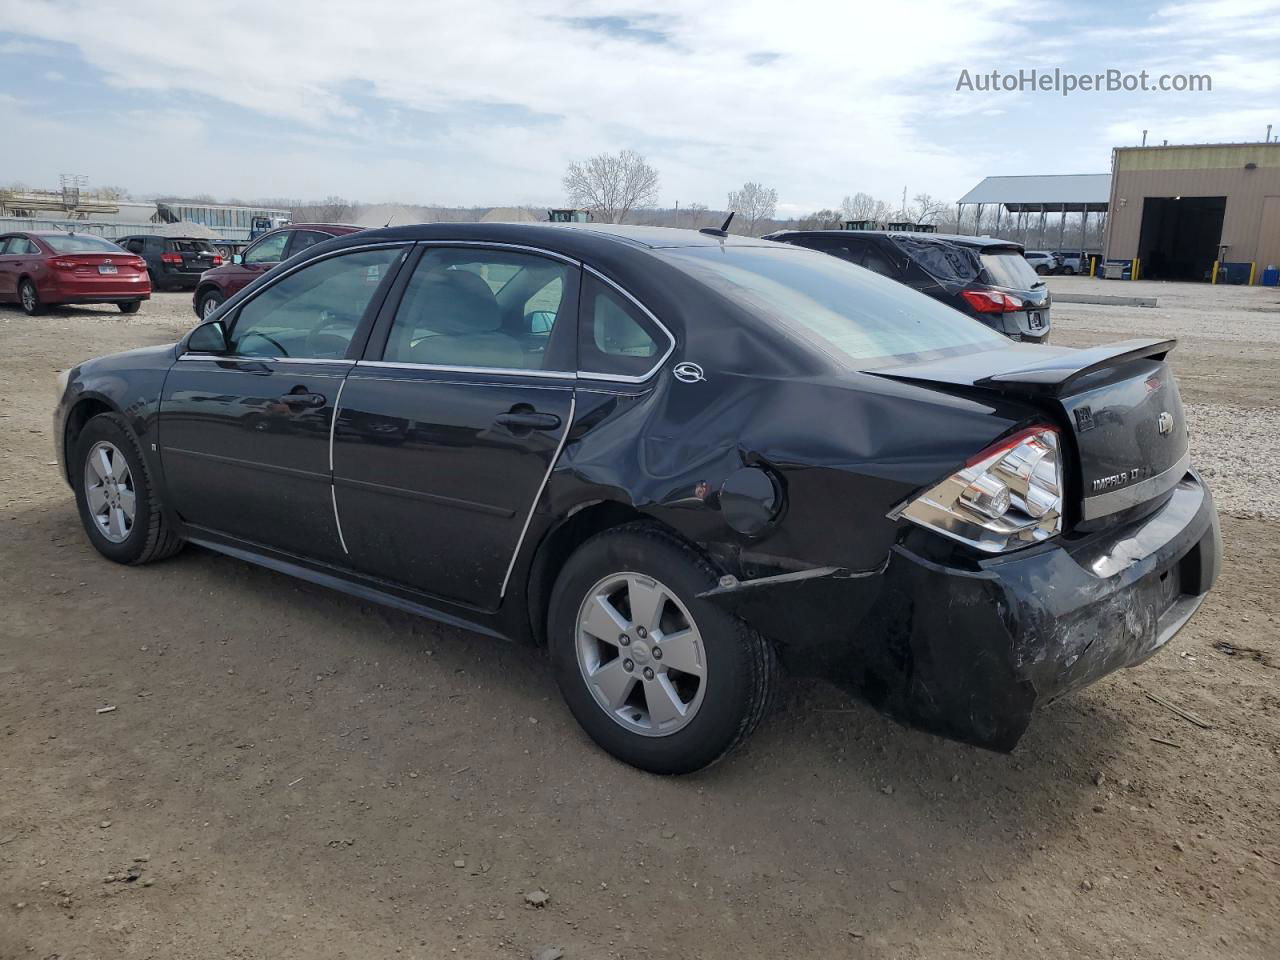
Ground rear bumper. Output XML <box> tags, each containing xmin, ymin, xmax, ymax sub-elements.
<box><xmin>41</xmin><ymin>274</ymin><xmax>150</xmax><ymax>302</ymax></box>
<box><xmin>703</xmin><ymin>471</ymin><xmax>1220</xmax><ymax>750</ymax></box>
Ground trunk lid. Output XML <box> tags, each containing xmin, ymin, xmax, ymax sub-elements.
<box><xmin>869</xmin><ymin>338</ymin><xmax>1190</xmax><ymax>522</ymax></box>
<box><xmin>52</xmin><ymin>252</ymin><xmax>147</xmax><ymax>276</ymax></box>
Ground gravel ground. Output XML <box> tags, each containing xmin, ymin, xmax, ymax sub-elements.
<box><xmin>1</xmin><ymin>288</ymin><xmax>1278</xmax><ymax>960</ymax></box>
<box><xmin>1046</xmin><ymin>276</ymin><xmax>1280</xmax><ymax>520</ymax></box>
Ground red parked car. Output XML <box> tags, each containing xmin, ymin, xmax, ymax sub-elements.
<box><xmin>0</xmin><ymin>231</ymin><xmax>150</xmax><ymax>315</ymax></box>
<box><xmin>191</xmin><ymin>223</ymin><xmax>364</xmax><ymax>319</ymax></box>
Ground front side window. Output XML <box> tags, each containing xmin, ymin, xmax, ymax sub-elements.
<box><xmin>41</xmin><ymin>234</ymin><xmax>122</xmax><ymax>254</ymax></box>
<box><xmin>243</xmin><ymin>231</ymin><xmax>290</xmax><ymax>265</ymax></box>
<box><xmin>578</xmin><ymin>275</ymin><xmax>666</xmax><ymax>379</ymax></box>
<box><xmin>381</xmin><ymin>248</ymin><xmax>576</xmax><ymax>371</ymax></box>
<box><xmin>659</xmin><ymin>245</ymin><xmax>1006</xmax><ymax>368</ymax></box>
<box><xmin>227</xmin><ymin>247</ymin><xmax>403</xmax><ymax>360</ymax></box>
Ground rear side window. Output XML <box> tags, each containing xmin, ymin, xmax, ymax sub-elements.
<box><xmin>3</xmin><ymin>237</ymin><xmax>37</xmax><ymax>254</ymax></box>
<box><xmin>381</xmin><ymin>248</ymin><xmax>576</xmax><ymax>371</ymax></box>
<box><xmin>578</xmin><ymin>275</ymin><xmax>668</xmax><ymax>379</ymax></box>
<box><xmin>981</xmin><ymin>252</ymin><xmax>1041</xmax><ymax>289</ymax></box>
<box><xmin>124</xmin><ymin>239</ymin><xmax>145</xmax><ymax>254</ymax></box>
<box><xmin>288</xmin><ymin>230</ymin><xmax>331</xmax><ymax>257</ymax></box>
<box><xmin>659</xmin><ymin>245</ymin><xmax>1005</xmax><ymax>367</ymax></box>
<box><xmin>41</xmin><ymin>234</ymin><xmax>122</xmax><ymax>254</ymax></box>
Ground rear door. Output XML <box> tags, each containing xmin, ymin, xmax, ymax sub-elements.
<box><xmin>0</xmin><ymin>236</ymin><xmax>20</xmax><ymax>297</ymax></box>
<box><xmin>333</xmin><ymin>244</ymin><xmax>579</xmax><ymax>609</ymax></box>
<box><xmin>158</xmin><ymin>242</ymin><xmax>407</xmax><ymax>562</ymax></box>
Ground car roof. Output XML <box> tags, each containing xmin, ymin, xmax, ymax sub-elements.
<box><xmin>286</xmin><ymin>223</ymin><xmax>365</xmax><ymax>232</ymax></box>
<box><xmin>765</xmin><ymin>229</ymin><xmax>1024</xmax><ymax>253</ymax></box>
<box><xmin>338</xmin><ymin>221</ymin><xmax>792</xmax><ymax>254</ymax></box>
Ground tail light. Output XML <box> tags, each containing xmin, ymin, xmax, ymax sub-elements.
<box><xmin>961</xmin><ymin>289</ymin><xmax>1024</xmax><ymax>313</ymax></box>
<box><xmin>211</xmin><ymin>255</ymin><xmax>223</xmax><ymax>266</ymax></box>
<box><xmin>160</xmin><ymin>253</ymin><xmax>183</xmax><ymax>265</ymax></box>
<box><xmin>51</xmin><ymin>258</ymin><xmax>79</xmax><ymax>269</ymax></box>
<box><xmin>130</xmin><ymin>257</ymin><xmax>146</xmax><ymax>268</ymax></box>
<box><xmin>893</xmin><ymin>426</ymin><xmax>1063</xmax><ymax>553</ymax></box>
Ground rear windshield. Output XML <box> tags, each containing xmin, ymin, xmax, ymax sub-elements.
<box><xmin>169</xmin><ymin>239</ymin><xmax>215</xmax><ymax>252</ymax></box>
<box><xmin>41</xmin><ymin>234</ymin><xmax>124</xmax><ymax>254</ymax></box>
<box><xmin>980</xmin><ymin>251</ymin><xmax>1042</xmax><ymax>289</ymax></box>
<box><xmin>659</xmin><ymin>245</ymin><xmax>1006</xmax><ymax>367</ymax></box>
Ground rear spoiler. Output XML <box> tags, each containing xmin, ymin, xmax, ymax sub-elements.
<box><xmin>975</xmin><ymin>338</ymin><xmax>1176</xmax><ymax>396</ymax></box>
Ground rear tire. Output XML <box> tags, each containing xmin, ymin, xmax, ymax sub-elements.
<box><xmin>118</xmin><ymin>300</ymin><xmax>142</xmax><ymax>314</ymax></box>
<box><xmin>548</xmin><ymin>522</ymin><xmax>778</xmax><ymax>774</ymax></box>
<box><xmin>73</xmin><ymin>413</ymin><xmax>184</xmax><ymax>565</ymax></box>
<box><xmin>1062</xmin><ymin>266</ymin><xmax>1075</xmax><ymax>276</ymax></box>
<box><xmin>19</xmin><ymin>279</ymin><xmax>43</xmax><ymax>316</ymax></box>
<box><xmin>198</xmin><ymin>289</ymin><xmax>225</xmax><ymax>319</ymax></box>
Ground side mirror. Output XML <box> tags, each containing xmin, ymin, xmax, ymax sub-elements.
<box><xmin>186</xmin><ymin>320</ymin><xmax>228</xmax><ymax>355</ymax></box>
<box><xmin>232</xmin><ymin>254</ymin><xmax>243</xmax><ymax>265</ymax></box>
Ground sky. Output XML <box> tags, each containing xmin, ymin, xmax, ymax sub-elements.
<box><xmin>1</xmin><ymin>0</ymin><xmax>1278</xmax><ymax>216</ymax></box>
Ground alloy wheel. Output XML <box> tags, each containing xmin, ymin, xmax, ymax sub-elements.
<box><xmin>575</xmin><ymin>572</ymin><xmax>707</xmax><ymax>737</ymax></box>
<box><xmin>202</xmin><ymin>296</ymin><xmax>221</xmax><ymax>319</ymax></box>
<box><xmin>20</xmin><ymin>283</ymin><xmax>35</xmax><ymax>312</ymax></box>
<box><xmin>83</xmin><ymin>441</ymin><xmax>136</xmax><ymax>543</ymax></box>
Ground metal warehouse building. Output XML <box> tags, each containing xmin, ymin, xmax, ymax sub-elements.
<box><xmin>1104</xmin><ymin>141</ymin><xmax>1280</xmax><ymax>283</ymax></box>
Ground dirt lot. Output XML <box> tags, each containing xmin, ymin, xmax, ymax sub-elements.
<box><xmin>2</xmin><ymin>281</ymin><xmax>1278</xmax><ymax>960</ymax></box>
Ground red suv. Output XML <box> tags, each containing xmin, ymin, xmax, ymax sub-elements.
<box><xmin>191</xmin><ymin>223</ymin><xmax>364</xmax><ymax>319</ymax></box>
<box><xmin>0</xmin><ymin>231</ymin><xmax>150</xmax><ymax>315</ymax></box>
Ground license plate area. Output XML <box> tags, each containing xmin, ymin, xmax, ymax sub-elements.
<box><xmin>98</xmin><ymin>264</ymin><xmax>118</xmax><ymax>274</ymax></box>
<box><xmin>1028</xmin><ymin>311</ymin><xmax>1045</xmax><ymax>330</ymax></box>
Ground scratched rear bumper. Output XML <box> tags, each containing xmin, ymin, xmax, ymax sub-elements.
<box><xmin>703</xmin><ymin>471</ymin><xmax>1220</xmax><ymax>751</ymax></box>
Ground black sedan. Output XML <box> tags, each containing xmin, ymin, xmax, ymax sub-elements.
<box><xmin>53</xmin><ymin>223</ymin><xmax>1220</xmax><ymax>773</ymax></box>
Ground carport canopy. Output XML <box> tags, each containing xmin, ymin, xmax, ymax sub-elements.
<box><xmin>957</xmin><ymin>174</ymin><xmax>1111</xmax><ymax>213</ymax></box>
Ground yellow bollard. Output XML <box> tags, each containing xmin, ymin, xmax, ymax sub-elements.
<box><xmin>1211</xmin><ymin>260</ymin><xmax>1219</xmax><ymax>284</ymax></box>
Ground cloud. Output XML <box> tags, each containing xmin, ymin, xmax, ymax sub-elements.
<box><xmin>0</xmin><ymin>0</ymin><xmax>1277</xmax><ymax>211</ymax></box>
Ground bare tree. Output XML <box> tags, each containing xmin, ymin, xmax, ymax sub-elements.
<box><xmin>562</xmin><ymin>149</ymin><xmax>660</xmax><ymax>223</ymax></box>
<box><xmin>907</xmin><ymin>192</ymin><xmax>947</xmax><ymax>226</ymax></box>
<box><xmin>840</xmin><ymin>192</ymin><xmax>878</xmax><ymax>220</ymax></box>
<box><xmin>798</xmin><ymin>208</ymin><xmax>842</xmax><ymax>229</ymax></box>
<box><xmin>92</xmin><ymin>185</ymin><xmax>131</xmax><ymax>201</ymax></box>
<box><xmin>727</xmin><ymin>181</ymin><xmax>778</xmax><ymax>235</ymax></box>
<box><xmin>315</xmin><ymin>195</ymin><xmax>351</xmax><ymax>222</ymax></box>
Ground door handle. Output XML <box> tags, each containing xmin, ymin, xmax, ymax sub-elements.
<box><xmin>494</xmin><ymin>411</ymin><xmax>561</xmax><ymax>431</ymax></box>
<box><xmin>278</xmin><ymin>391</ymin><xmax>326</xmax><ymax>408</ymax></box>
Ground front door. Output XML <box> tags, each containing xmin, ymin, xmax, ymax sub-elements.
<box><xmin>159</xmin><ymin>243</ymin><xmax>406</xmax><ymax>561</ymax></box>
<box><xmin>223</xmin><ymin>229</ymin><xmax>293</xmax><ymax>298</ymax></box>
<box><xmin>333</xmin><ymin>245</ymin><xmax>579</xmax><ymax>610</ymax></box>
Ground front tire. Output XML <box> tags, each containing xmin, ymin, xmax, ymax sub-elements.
<box><xmin>198</xmin><ymin>289</ymin><xmax>225</xmax><ymax>319</ymax></box>
<box><xmin>548</xmin><ymin>523</ymin><xmax>778</xmax><ymax>774</ymax></box>
<box><xmin>73</xmin><ymin>413</ymin><xmax>183</xmax><ymax>565</ymax></box>
<box><xmin>19</xmin><ymin>279</ymin><xmax>44</xmax><ymax>316</ymax></box>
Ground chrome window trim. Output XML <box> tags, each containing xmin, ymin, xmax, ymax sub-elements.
<box><xmin>499</xmin><ymin>394</ymin><xmax>577</xmax><ymax>600</ymax></box>
<box><xmin>176</xmin><ymin>355</ymin><xmax>356</xmax><ymax>366</ymax></box>
<box><xmin>414</xmin><ymin>239</ymin><xmax>581</xmax><ymax>267</ymax></box>
<box><xmin>579</xmin><ymin>265</ymin><xmax>676</xmax><ymax>384</ymax></box>
<box><xmin>1081</xmin><ymin>450</ymin><xmax>1191</xmax><ymax>520</ymax></box>
<box><xmin>356</xmin><ymin>359</ymin><xmax>576</xmax><ymax>380</ymax></box>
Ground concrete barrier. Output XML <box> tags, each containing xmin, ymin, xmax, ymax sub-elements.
<box><xmin>1054</xmin><ymin>293</ymin><xmax>1158</xmax><ymax>308</ymax></box>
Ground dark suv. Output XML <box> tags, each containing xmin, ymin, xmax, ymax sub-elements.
<box><xmin>191</xmin><ymin>223</ymin><xmax>365</xmax><ymax>319</ymax></box>
<box><xmin>117</xmin><ymin>235</ymin><xmax>221</xmax><ymax>291</ymax></box>
<box><xmin>764</xmin><ymin>230</ymin><xmax>1051</xmax><ymax>343</ymax></box>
